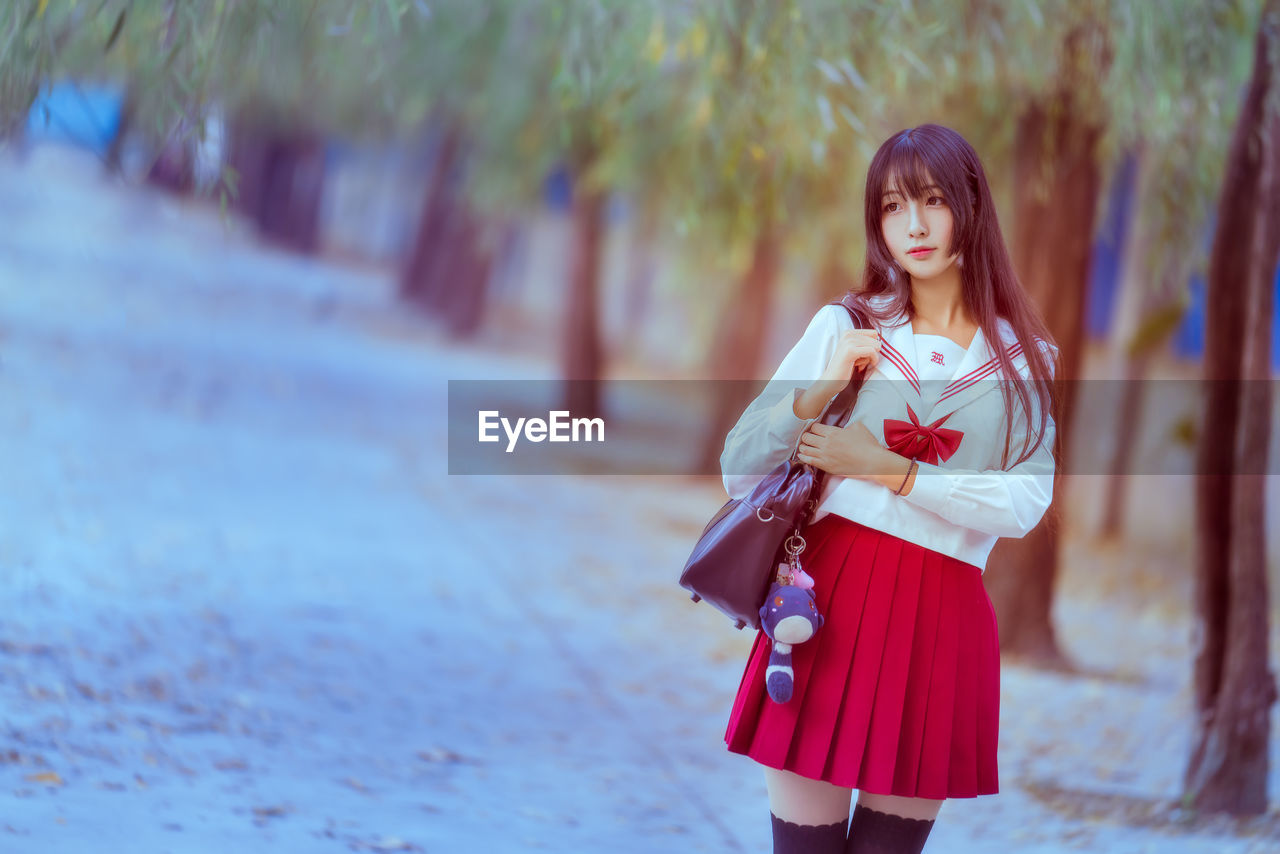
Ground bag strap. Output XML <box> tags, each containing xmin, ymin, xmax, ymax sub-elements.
<box><xmin>818</xmin><ymin>293</ymin><xmax>870</xmax><ymax>426</ymax></box>
<box><xmin>788</xmin><ymin>293</ymin><xmax>871</xmax><ymax>462</ymax></box>
<box><xmin>786</xmin><ymin>293</ymin><xmax>873</xmax><ymax>535</ymax></box>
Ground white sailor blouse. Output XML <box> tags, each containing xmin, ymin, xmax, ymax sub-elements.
<box><xmin>720</xmin><ymin>295</ymin><xmax>1058</xmax><ymax>571</ymax></box>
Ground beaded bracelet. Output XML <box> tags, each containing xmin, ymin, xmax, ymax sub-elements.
<box><xmin>894</xmin><ymin>459</ymin><xmax>918</xmax><ymax>496</ymax></box>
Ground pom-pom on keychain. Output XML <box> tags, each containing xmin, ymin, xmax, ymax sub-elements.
<box><xmin>757</xmin><ymin>539</ymin><xmax>825</xmax><ymax>703</ymax></box>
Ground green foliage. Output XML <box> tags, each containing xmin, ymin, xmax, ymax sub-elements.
<box><xmin>0</xmin><ymin>0</ymin><xmax>1264</xmax><ymax>327</ymax></box>
<box><xmin>1104</xmin><ymin>0</ymin><xmax>1262</xmax><ymax>293</ymax></box>
<box><xmin>1127</xmin><ymin>299</ymin><xmax>1189</xmax><ymax>358</ymax></box>
<box><xmin>0</xmin><ymin>1</ymin><xmax>65</xmax><ymax>137</ymax></box>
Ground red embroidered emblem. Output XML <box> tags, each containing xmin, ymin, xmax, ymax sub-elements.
<box><xmin>930</xmin><ymin>351</ymin><xmax>945</xmax><ymax>365</ymax></box>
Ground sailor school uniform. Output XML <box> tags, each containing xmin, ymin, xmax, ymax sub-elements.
<box><xmin>720</xmin><ymin>293</ymin><xmax>1058</xmax><ymax>572</ymax></box>
<box><xmin>719</xmin><ymin>293</ymin><xmax>1058</xmax><ymax>799</ymax></box>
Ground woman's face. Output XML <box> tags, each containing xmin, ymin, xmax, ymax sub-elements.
<box><xmin>879</xmin><ymin>172</ymin><xmax>959</xmax><ymax>281</ymax></box>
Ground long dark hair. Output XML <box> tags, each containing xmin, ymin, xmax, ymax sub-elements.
<box><xmin>853</xmin><ymin>124</ymin><xmax>1058</xmax><ymax>469</ymax></box>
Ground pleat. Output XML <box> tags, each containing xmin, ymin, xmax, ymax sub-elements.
<box><xmin>787</xmin><ymin>528</ymin><xmax>885</xmax><ymax>777</ymax></box>
<box><xmin>761</xmin><ymin>521</ymin><xmax>867</xmax><ymax>770</ymax></box>
<box><xmin>890</xmin><ymin>548</ymin><xmax>942</xmax><ymax>795</ymax></box>
<box><xmin>947</xmin><ymin>570</ymin><xmax>982</xmax><ymax>797</ymax></box>
<box><xmin>975</xmin><ymin>584</ymin><xmax>1001</xmax><ymax>794</ymax></box>
<box><xmin>730</xmin><ymin>517</ymin><xmax>859</xmax><ymax>767</ymax></box>
<box><xmin>853</xmin><ymin>540</ymin><xmax>925</xmax><ymax>793</ymax></box>
<box><xmin>723</xmin><ymin>629</ymin><xmax>770</xmax><ymax>753</ymax></box>
<box><xmin>819</xmin><ymin>534</ymin><xmax>904</xmax><ymax>784</ymax></box>
<box><xmin>725</xmin><ymin>515</ymin><xmax>847</xmax><ymax>752</ymax></box>
<box><xmin>915</xmin><ymin>557</ymin><xmax>961</xmax><ymax>799</ymax></box>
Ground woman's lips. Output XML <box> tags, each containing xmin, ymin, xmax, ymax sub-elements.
<box><xmin>907</xmin><ymin>247</ymin><xmax>935</xmax><ymax>258</ymax></box>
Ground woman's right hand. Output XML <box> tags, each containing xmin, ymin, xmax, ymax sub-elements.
<box><xmin>792</xmin><ymin>327</ymin><xmax>882</xmax><ymax>420</ymax></box>
<box><xmin>818</xmin><ymin>328</ymin><xmax>881</xmax><ymax>391</ymax></box>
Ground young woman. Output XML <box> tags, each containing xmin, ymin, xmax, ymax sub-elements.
<box><xmin>719</xmin><ymin>124</ymin><xmax>1059</xmax><ymax>854</ymax></box>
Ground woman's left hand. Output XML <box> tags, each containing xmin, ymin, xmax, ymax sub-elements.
<box><xmin>796</xmin><ymin>421</ymin><xmax>892</xmax><ymax>479</ymax></box>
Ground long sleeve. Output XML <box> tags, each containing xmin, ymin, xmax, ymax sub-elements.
<box><xmin>720</xmin><ymin>306</ymin><xmax>842</xmax><ymax>499</ymax></box>
<box><xmin>900</xmin><ymin>381</ymin><xmax>1057</xmax><ymax>539</ymax></box>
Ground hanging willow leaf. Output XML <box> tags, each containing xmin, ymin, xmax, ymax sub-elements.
<box><xmin>1127</xmin><ymin>300</ymin><xmax>1188</xmax><ymax>358</ymax></box>
<box><xmin>103</xmin><ymin>9</ymin><xmax>125</xmax><ymax>53</ymax></box>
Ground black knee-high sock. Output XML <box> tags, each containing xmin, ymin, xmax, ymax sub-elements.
<box><xmin>844</xmin><ymin>803</ymin><xmax>935</xmax><ymax>853</ymax></box>
<box><xmin>770</xmin><ymin>812</ymin><xmax>848</xmax><ymax>854</ymax></box>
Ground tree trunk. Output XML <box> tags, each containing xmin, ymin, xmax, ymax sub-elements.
<box><xmin>401</xmin><ymin>126</ymin><xmax>463</xmax><ymax>305</ymax></box>
<box><xmin>256</xmin><ymin>133</ymin><xmax>325</xmax><ymax>253</ymax></box>
<box><xmin>1097</xmin><ymin>353</ymin><xmax>1148</xmax><ymax>539</ymax></box>
<box><xmin>1184</xmin><ymin>0</ymin><xmax>1280</xmax><ymax>815</ymax></box>
<box><xmin>561</xmin><ymin>181</ymin><xmax>607</xmax><ymax>420</ymax></box>
<box><xmin>984</xmin><ymin>37</ymin><xmax>1106</xmax><ymax>664</ymax></box>
<box><xmin>228</xmin><ymin>119</ymin><xmax>268</xmax><ymax>225</ymax></box>
<box><xmin>441</xmin><ymin>215</ymin><xmax>497</xmax><ymax>338</ymax></box>
<box><xmin>619</xmin><ymin>200</ymin><xmax>661</xmax><ymax>355</ymax></box>
<box><xmin>1100</xmin><ymin>151</ymin><xmax>1150</xmax><ymax>538</ymax></box>
<box><xmin>146</xmin><ymin>119</ymin><xmax>196</xmax><ymax>195</ymax></box>
<box><xmin>228</xmin><ymin>122</ymin><xmax>326</xmax><ymax>254</ymax></box>
<box><xmin>697</xmin><ymin>222</ymin><xmax>781</xmax><ymax>475</ymax></box>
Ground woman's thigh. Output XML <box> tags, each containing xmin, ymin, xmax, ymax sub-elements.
<box><xmin>856</xmin><ymin>791</ymin><xmax>945</xmax><ymax>820</ymax></box>
<box><xmin>762</xmin><ymin>766</ymin><xmax>853</xmax><ymax>825</ymax></box>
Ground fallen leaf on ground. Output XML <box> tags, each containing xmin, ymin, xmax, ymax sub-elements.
<box><xmin>354</xmin><ymin>837</ymin><xmax>420</xmax><ymax>852</ymax></box>
<box><xmin>416</xmin><ymin>747</ymin><xmax>469</xmax><ymax>764</ymax></box>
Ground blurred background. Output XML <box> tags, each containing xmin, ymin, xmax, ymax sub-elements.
<box><xmin>1</xmin><ymin>1</ymin><xmax>1279</xmax><ymax>851</ymax></box>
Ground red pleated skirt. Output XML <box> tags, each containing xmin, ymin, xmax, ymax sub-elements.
<box><xmin>724</xmin><ymin>513</ymin><xmax>1001</xmax><ymax>799</ymax></box>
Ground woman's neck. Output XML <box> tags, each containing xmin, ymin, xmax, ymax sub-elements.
<box><xmin>909</xmin><ymin>268</ymin><xmax>975</xmax><ymax>341</ymax></box>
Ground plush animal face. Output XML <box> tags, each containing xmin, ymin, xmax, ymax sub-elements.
<box><xmin>759</xmin><ymin>583</ymin><xmax>824</xmax><ymax>645</ymax></box>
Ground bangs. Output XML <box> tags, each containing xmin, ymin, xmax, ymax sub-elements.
<box><xmin>877</xmin><ymin>144</ymin><xmax>940</xmax><ymax>203</ymax></box>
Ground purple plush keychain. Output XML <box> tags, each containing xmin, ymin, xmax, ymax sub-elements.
<box><xmin>757</xmin><ymin>555</ymin><xmax>824</xmax><ymax>704</ymax></box>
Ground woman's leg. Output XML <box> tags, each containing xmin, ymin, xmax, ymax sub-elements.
<box><xmin>844</xmin><ymin>793</ymin><xmax>942</xmax><ymax>853</ymax></box>
<box><xmin>763</xmin><ymin>766</ymin><xmax>853</xmax><ymax>824</ymax></box>
<box><xmin>762</xmin><ymin>766</ymin><xmax>852</xmax><ymax>853</ymax></box>
<box><xmin>854</xmin><ymin>793</ymin><xmax>943</xmax><ymax>821</ymax></box>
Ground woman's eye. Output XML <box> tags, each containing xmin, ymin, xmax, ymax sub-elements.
<box><xmin>883</xmin><ymin>202</ymin><xmax>900</xmax><ymax>213</ymax></box>
<box><xmin>927</xmin><ymin>195</ymin><xmax>945</xmax><ymax>206</ymax></box>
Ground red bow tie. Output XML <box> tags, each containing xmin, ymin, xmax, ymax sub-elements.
<box><xmin>883</xmin><ymin>405</ymin><xmax>964</xmax><ymax>465</ymax></box>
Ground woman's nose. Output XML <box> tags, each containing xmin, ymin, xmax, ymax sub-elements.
<box><xmin>907</xmin><ymin>203</ymin><xmax>928</xmax><ymax>237</ymax></box>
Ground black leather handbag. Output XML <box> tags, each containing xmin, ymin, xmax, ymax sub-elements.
<box><xmin>680</xmin><ymin>294</ymin><xmax>870</xmax><ymax>629</ymax></box>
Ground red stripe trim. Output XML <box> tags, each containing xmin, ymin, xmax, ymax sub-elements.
<box><xmin>938</xmin><ymin>344</ymin><xmax>1023</xmax><ymax>402</ymax></box>
<box><xmin>881</xmin><ymin>341</ymin><xmax>920</xmax><ymax>381</ymax></box>
<box><xmin>879</xmin><ymin>342</ymin><xmax>920</xmax><ymax>392</ymax></box>
<box><xmin>880</xmin><ymin>341</ymin><xmax>919</xmax><ymax>382</ymax></box>
<box><xmin>941</xmin><ymin>343</ymin><xmax>1023</xmax><ymax>394</ymax></box>
<box><xmin>936</xmin><ymin>362</ymin><xmax>1002</xmax><ymax>403</ymax></box>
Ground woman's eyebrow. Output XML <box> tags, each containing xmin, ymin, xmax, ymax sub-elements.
<box><xmin>881</xmin><ymin>184</ymin><xmax>943</xmax><ymax>200</ymax></box>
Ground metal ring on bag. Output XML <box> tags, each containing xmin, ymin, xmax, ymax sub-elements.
<box><xmin>756</xmin><ymin>507</ymin><xmax>775</xmax><ymax>523</ymax></box>
<box><xmin>784</xmin><ymin>533</ymin><xmax>807</xmax><ymax>555</ymax></box>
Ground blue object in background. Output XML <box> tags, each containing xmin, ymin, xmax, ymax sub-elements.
<box><xmin>1085</xmin><ymin>153</ymin><xmax>1138</xmax><ymax>340</ymax></box>
<box><xmin>1088</xmin><ymin>151</ymin><xmax>1280</xmax><ymax>367</ymax></box>
<box><xmin>1172</xmin><ymin>267</ymin><xmax>1280</xmax><ymax>367</ymax></box>
<box><xmin>1171</xmin><ymin>274</ymin><xmax>1206</xmax><ymax>361</ymax></box>
<box><xmin>543</xmin><ymin>165</ymin><xmax>573</xmax><ymax>212</ymax></box>
<box><xmin>26</xmin><ymin>82</ymin><xmax>124</xmax><ymax>153</ymax></box>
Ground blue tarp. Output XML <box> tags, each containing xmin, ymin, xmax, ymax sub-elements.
<box><xmin>26</xmin><ymin>82</ymin><xmax>124</xmax><ymax>153</ymax></box>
